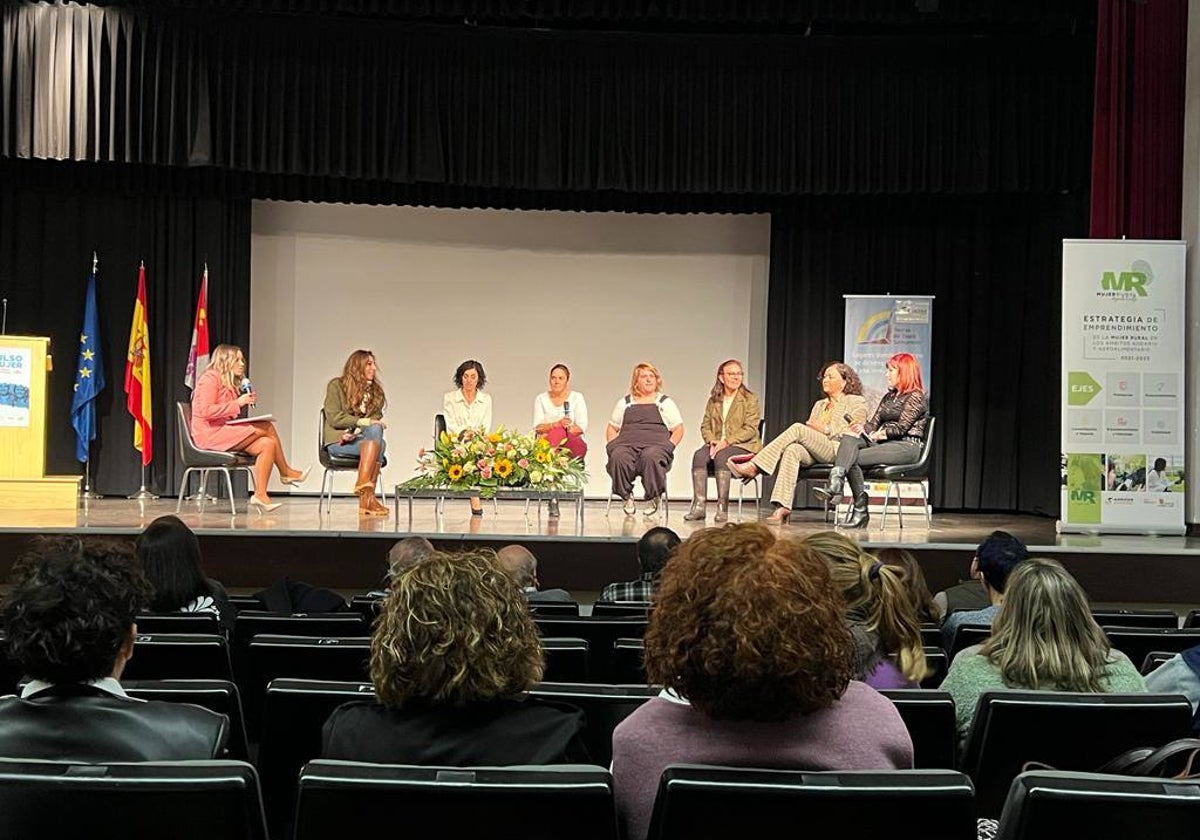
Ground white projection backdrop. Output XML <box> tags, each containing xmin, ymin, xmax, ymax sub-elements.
<box><xmin>249</xmin><ymin>201</ymin><xmax>770</xmax><ymax>499</ymax></box>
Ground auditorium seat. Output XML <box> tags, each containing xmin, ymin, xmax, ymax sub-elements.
<box><xmin>123</xmin><ymin>678</ymin><xmax>250</xmax><ymax>761</ymax></box>
<box><xmin>135</xmin><ymin>612</ymin><xmax>222</xmax><ymax>635</ymax></box>
<box><xmin>259</xmin><ymin>679</ymin><xmax>375</xmax><ymax>836</ymax></box>
<box><xmin>295</xmin><ymin>761</ymin><xmax>617</xmax><ymax>840</ymax></box>
<box><xmin>347</xmin><ymin>595</ymin><xmax>382</xmax><ymax>619</ymax></box>
<box><xmin>542</xmin><ymin>637</ymin><xmax>591</xmax><ymax>682</ymax></box>
<box><xmin>1184</xmin><ymin>609</ymin><xmax>1200</xmax><ymax>629</ymax></box>
<box><xmin>949</xmin><ymin>624</ymin><xmax>991</xmax><ymax>659</ymax></box>
<box><xmin>921</xmin><ymin>646</ymin><xmax>949</xmax><ymax>688</ymax></box>
<box><xmin>612</xmin><ymin>637</ymin><xmax>647</xmax><ymax>684</ymax></box>
<box><xmin>244</xmin><ymin>635</ymin><xmax>372</xmax><ymax>737</ymax></box>
<box><xmin>122</xmin><ymin>633</ymin><xmax>233</xmax><ymax>682</ymax></box>
<box><xmin>647</xmin><ymin>765</ymin><xmax>974</xmax><ymax>840</ymax></box>
<box><xmin>920</xmin><ymin>624</ymin><xmax>943</xmax><ymax>649</ymax></box>
<box><xmin>231</xmin><ymin>611</ymin><xmax>369</xmax><ymax>694</ymax></box>
<box><xmin>1102</xmin><ymin>627</ymin><xmax>1200</xmax><ymax>671</ymax></box>
<box><xmin>529</xmin><ymin>601</ymin><xmax>582</xmax><ymax>617</ymax></box>
<box><xmin>961</xmin><ymin>691</ymin><xmax>1194</xmax><ymax>816</ymax></box>
<box><xmin>592</xmin><ymin>601</ymin><xmax>653</xmax><ymax>617</ymax></box>
<box><xmin>229</xmin><ymin>595</ymin><xmax>264</xmax><ymax>611</ymax></box>
<box><xmin>0</xmin><ymin>759</ymin><xmax>268</xmax><ymax>840</ymax></box>
<box><xmin>996</xmin><ymin>770</ymin><xmax>1200</xmax><ymax>840</ymax></box>
<box><xmin>530</xmin><ymin>682</ymin><xmax>659</xmax><ymax>765</ymax></box>
<box><xmin>1140</xmin><ymin>650</ymin><xmax>1177</xmax><ymax>675</ymax></box>
<box><xmin>1091</xmin><ymin>608</ymin><xmax>1179</xmax><ymax>629</ymax></box>
<box><xmin>878</xmin><ymin>689</ymin><xmax>957</xmax><ymax>770</ymax></box>
<box><xmin>534</xmin><ymin>617</ymin><xmax>649</xmax><ymax>682</ymax></box>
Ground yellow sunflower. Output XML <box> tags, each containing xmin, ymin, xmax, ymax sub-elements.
<box><xmin>488</xmin><ymin>432</ymin><xmax>502</xmax><ymax>443</ymax></box>
<box><xmin>495</xmin><ymin>459</ymin><xmax>513</xmax><ymax>479</ymax></box>
<box><xmin>535</xmin><ymin>451</ymin><xmax>551</xmax><ymax>464</ymax></box>
<box><xmin>447</xmin><ymin>464</ymin><xmax>464</xmax><ymax>482</ymax></box>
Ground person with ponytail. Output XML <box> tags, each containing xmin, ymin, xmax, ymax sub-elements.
<box><xmin>803</xmin><ymin>532</ymin><xmax>928</xmax><ymax>689</ymax></box>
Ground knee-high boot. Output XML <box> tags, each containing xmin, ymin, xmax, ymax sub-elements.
<box><xmin>842</xmin><ymin>466</ymin><xmax>869</xmax><ymax>529</ymax></box>
<box><xmin>813</xmin><ymin>466</ymin><xmax>847</xmax><ymax>504</ymax></box>
<box><xmin>356</xmin><ymin>440</ymin><xmax>384</xmax><ymax>516</ymax></box>
<box><xmin>714</xmin><ymin>470</ymin><xmax>732</xmax><ymax>523</ymax></box>
<box><xmin>683</xmin><ymin>468</ymin><xmax>708</xmax><ymax>521</ymax></box>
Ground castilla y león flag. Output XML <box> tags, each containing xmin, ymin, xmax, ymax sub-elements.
<box><xmin>124</xmin><ymin>263</ymin><xmax>153</xmax><ymax>466</ymax></box>
<box><xmin>184</xmin><ymin>267</ymin><xmax>210</xmax><ymax>390</ymax></box>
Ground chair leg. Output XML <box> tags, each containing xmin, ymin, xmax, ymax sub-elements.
<box><xmin>176</xmin><ymin>468</ymin><xmax>192</xmax><ymax>513</ymax></box>
<box><xmin>605</xmin><ymin>494</ymin><xmax>613</xmax><ymax>516</ymax></box>
<box><xmin>223</xmin><ymin>469</ymin><xmax>238</xmax><ymax>516</ymax></box>
<box><xmin>877</xmin><ymin>480</ymin><xmax>894</xmax><ymax>531</ymax></box>
<box><xmin>319</xmin><ymin>469</ymin><xmax>330</xmax><ymax>515</ymax></box>
<box><xmin>920</xmin><ymin>479</ymin><xmax>931</xmax><ymax>527</ymax></box>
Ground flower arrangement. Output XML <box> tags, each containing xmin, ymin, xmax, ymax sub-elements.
<box><xmin>399</xmin><ymin>426</ymin><xmax>587</xmax><ymax>497</ymax></box>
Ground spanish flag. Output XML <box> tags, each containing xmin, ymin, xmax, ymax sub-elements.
<box><xmin>124</xmin><ymin>263</ymin><xmax>153</xmax><ymax>466</ymax></box>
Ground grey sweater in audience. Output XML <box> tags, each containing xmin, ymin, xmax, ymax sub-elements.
<box><xmin>611</xmin><ymin>682</ymin><xmax>914</xmax><ymax>840</ymax></box>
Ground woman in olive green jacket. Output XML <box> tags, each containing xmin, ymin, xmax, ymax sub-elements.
<box><xmin>684</xmin><ymin>360</ymin><xmax>762</xmax><ymax>523</ymax></box>
<box><xmin>324</xmin><ymin>350</ymin><xmax>388</xmax><ymax>516</ymax></box>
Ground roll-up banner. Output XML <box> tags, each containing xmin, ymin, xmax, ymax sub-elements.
<box><xmin>1060</xmin><ymin>240</ymin><xmax>1186</xmax><ymax>535</ymax></box>
<box><xmin>843</xmin><ymin>295</ymin><xmax>935</xmax><ymax>521</ymax></box>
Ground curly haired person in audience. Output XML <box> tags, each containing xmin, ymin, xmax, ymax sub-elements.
<box><xmin>322</xmin><ymin>549</ymin><xmax>587</xmax><ymax>765</ymax></box>
<box><xmin>803</xmin><ymin>532</ymin><xmax>928</xmax><ymax>689</ymax></box>
<box><xmin>940</xmin><ymin>557</ymin><xmax>1146</xmax><ymax>746</ymax></box>
<box><xmin>0</xmin><ymin>537</ymin><xmax>229</xmax><ymax>761</ymax></box>
<box><xmin>611</xmin><ymin>524</ymin><xmax>913</xmax><ymax>840</ymax></box>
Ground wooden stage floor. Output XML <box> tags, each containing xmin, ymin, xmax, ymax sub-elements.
<box><xmin>0</xmin><ymin>497</ymin><xmax>1197</xmax><ymax>603</ymax></box>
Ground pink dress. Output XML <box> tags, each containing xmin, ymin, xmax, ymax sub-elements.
<box><xmin>190</xmin><ymin>368</ymin><xmax>253</xmax><ymax>452</ymax></box>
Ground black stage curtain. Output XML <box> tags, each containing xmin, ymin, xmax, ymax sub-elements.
<box><xmin>766</xmin><ymin>193</ymin><xmax>1088</xmax><ymax>516</ymax></box>
<box><xmin>0</xmin><ymin>160</ymin><xmax>251</xmax><ymax>496</ymax></box>
<box><xmin>2</xmin><ymin>3</ymin><xmax>1093</xmax><ymax>196</ymax></box>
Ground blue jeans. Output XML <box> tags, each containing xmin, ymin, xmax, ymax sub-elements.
<box><xmin>326</xmin><ymin>422</ymin><xmax>386</xmax><ymax>462</ymax></box>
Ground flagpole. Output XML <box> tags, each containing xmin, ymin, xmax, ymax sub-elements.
<box><xmin>127</xmin><ymin>464</ymin><xmax>158</xmax><ymax>500</ymax></box>
<box><xmin>80</xmin><ymin>252</ymin><xmax>104</xmax><ymax>500</ymax></box>
<box><xmin>126</xmin><ymin>259</ymin><xmax>157</xmax><ymax>500</ymax></box>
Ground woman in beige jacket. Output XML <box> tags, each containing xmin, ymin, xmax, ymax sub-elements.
<box><xmin>730</xmin><ymin>361</ymin><xmax>867</xmax><ymax>523</ymax></box>
<box><xmin>683</xmin><ymin>360</ymin><xmax>762</xmax><ymax>523</ymax></box>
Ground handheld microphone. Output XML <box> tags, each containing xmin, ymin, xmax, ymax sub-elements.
<box><xmin>563</xmin><ymin>400</ymin><xmax>571</xmax><ymax>420</ymax></box>
<box><xmin>240</xmin><ymin>378</ymin><xmax>252</xmax><ymax>395</ymax></box>
<box><xmin>844</xmin><ymin>413</ymin><xmax>874</xmax><ymax>446</ymax></box>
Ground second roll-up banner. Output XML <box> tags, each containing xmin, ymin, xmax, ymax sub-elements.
<box><xmin>1060</xmin><ymin>239</ymin><xmax>1186</xmax><ymax>535</ymax></box>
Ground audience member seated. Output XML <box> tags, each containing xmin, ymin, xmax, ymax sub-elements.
<box><xmin>322</xmin><ymin>549</ymin><xmax>588</xmax><ymax>764</ymax></box>
<box><xmin>1145</xmin><ymin>645</ymin><xmax>1200</xmax><ymax>719</ymax></box>
<box><xmin>939</xmin><ymin>557</ymin><xmax>1147</xmax><ymax>745</ymax></box>
<box><xmin>598</xmin><ymin>526</ymin><xmax>680</xmax><ymax>603</ymax></box>
<box><xmin>366</xmin><ymin>536</ymin><xmax>435</xmax><ymax>598</ymax></box>
<box><xmin>803</xmin><ymin>533</ymin><xmax>927</xmax><ymax>689</ymax></box>
<box><xmin>497</xmin><ymin>545</ymin><xmax>572</xmax><ymax>603</ymax></box>
<box><xmin>611</xmin><ymin>524</ymin><xmax>913</xmax><ymax>840</ymax></box>
<box><xmin>876</xmin><ymin>547</ymin><xmax>940</xmax><ymax>624</ymax></box>
<box><xmin>940</xmin><ymin>530</ymin><xmax>1029</xmax><ymax>650</ymax></box>
<box><xmin>136</xmin><ymin>515</ymin><xmax>237</xmax><ymax>635</ymax></box>
<box><xmin>0</xmin><ymin>537</ymin><xmax>229</xmax><ymax>761</ymax></box>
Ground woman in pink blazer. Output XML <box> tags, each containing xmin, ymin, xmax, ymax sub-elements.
<box><xmin>190</xmin><ymin>344</ymin><xmax>308</xmax><ymax>512</ymax></box>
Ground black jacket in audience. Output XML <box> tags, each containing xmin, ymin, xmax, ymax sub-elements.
<box><xmin>322</xmin><ymin>696</ymin><xmax>588</xmax><ymax>765</ymax></box>
<box><xmin>0</xmin><ymin>682</ymin><xmax>229</xmax><ymax>762</ymax></box>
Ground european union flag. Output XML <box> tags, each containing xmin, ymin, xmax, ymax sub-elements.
<box><xmin>70</xmin><ymin>269</ymin><xmax>105</xmax><ymax>463</ymax></box>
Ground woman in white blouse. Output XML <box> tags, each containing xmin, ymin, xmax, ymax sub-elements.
<box><xmin>605</xmin><ymin>362</ymin><xmax>685</xmax><ymax>517</ymax></box>
<box><xmin>533</xmin><ymin>363</ymin><xmax>588</xmax><ymax>518</ymax></box>
<box><xmin>442</xmin><ymin>359</ymin><xmax>493</xmax><ymax>516</ymax></box>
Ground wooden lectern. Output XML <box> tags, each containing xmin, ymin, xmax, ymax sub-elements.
<box><xmin>0</xmin><ymin>336</ymin><xmax>81</xmax><ymax>510</ymax></box>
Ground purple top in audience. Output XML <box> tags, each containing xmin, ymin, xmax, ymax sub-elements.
<box><xmin>611</xmin><ymin>681</ymin><xmax>914</xmax><ymax>840</ymax></box>
<box><xmin>863</xmin><ymin>658</ymin><xmax>918</xmax><ymax>689</ymax></box>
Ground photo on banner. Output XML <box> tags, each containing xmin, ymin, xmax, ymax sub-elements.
<box><xmin>1060</xmin><ymin>240</ymin><xmax>1186</xmax><ymax>535</ymax></box>
<box><xmin>843</xmin><ymin>295</ymin><xmax>934</xmax><ymax>412</ymax></box>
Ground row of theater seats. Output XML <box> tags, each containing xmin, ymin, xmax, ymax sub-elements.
<box><xmin>47</xmin><ymin>675</ymin><xmax>1195</xmax><ymax>835</ymax></box>
<box><xmin>2</xmin><ymin>757</ymin><xmax>1198</xmax><ymax>839</ymax></box>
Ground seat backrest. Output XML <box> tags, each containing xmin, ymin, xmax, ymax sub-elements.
<box><xmin>1140</xmin><ymin>650</ymin><xmax>1178</xmax><ymax>675</ymax></box>
<box><xmin>950</xmin><ymin>624</ymin><xmax>992</xmax><ymax>659</ymax></box>
<box><xmin>176</xmin><ymin>401</ymin><xmax>197</xmax><ymax>459</ymax></box>
<box><xmin>529</xmin><ymin>601</ymin><xmax>581</xmax><ymax>617</ymax></box>
<box><xmin>530</xmin><ymin>682</ymin><xmax>659</xmax><ymax>766</ymax></box>
<box><xmin>647</xmin><ymin>765</ymin><xmax>974</xmax><ymax>840</ymax></box>
<box><xmin>0</xmin><ymin>759</ymin><xmax>268</xmax><ymax>840</ymax></box>
<box><xmin>136</xmin><ymin>612</ymin><xmax>222</xmax><ymax>635</ymax></box>
<box><xmin>1102</xmin><ymin>627</ymin><xmax>1200</xmax><ymax>671</ymax></box>
<box><xmin>534</xmin><ymin>617</ymin><xmax>649</xmax><ymax>683</ymax></box>
<box><xmin>296</xmin><ymin>760</ymin><xmax>617</xmax><ymax>840</ymax></box>
<box><xmin>962</xmin><ymin>691</ymin><xmax>1195</xmax><ymax>816</ymax></box>
<box><xmin>1184</xmin><ymin>609</ymin><xmax>1200</xmax><ymax>629</ymax></box>
<box><xmin>592</xmin><ymin>602</ymin><xmax>652</xmax><ymax>618</ymax></box>
<box><xmin>877</xmin><ymin>689</ymin><xmax>957</xmax><ymax>770</ymax></box>
<box><xmin>921</xmin><ymin>646</ymin><xmax>949</xmax><ymax>689</ymax></box>
<box><xmin>541</xmin><ymin>637</ymin><xmax>591</xmax><ymax>683</ymax></box>
<box><xmin>434</xmin><ymin>413</ymin><xmax>447</xmax><ymax>441</ymax></box>
<box><xmin>997</xmin><ymin>770</ymin><xmax>1200</xmax><ymax>840</ymax></box>
<box><xmin>1091</xmin><ymin>609</ymin><xmax>1179</xmax><ymax>630</ymax></box>
<box><xmin>122</xmin><ymin>679</ymin><xmax>250</xmax><ymax>761</ymax></box>
<box><xmin>909</xmin><ymin>414</ymin><xmax>936</xmax><ymax>470</ymax></box>
<box><xmin>259</xmin><ymin>679</ymin><xmax>376</xmax><ymax>835</ymax></box>
<box><xmin>123</xmin><ymin>633</ymin><xmax>234</xmax><ymax>682</ymax></box>
<box><xmin>611</xmin><ymin>637</ymin><xmax>647</xmax><ymax>684</ymax></box>
<box><xmin>920</xmin><ymin>624</ymin><xmax>943</xmax><ymax>648</ymax></box>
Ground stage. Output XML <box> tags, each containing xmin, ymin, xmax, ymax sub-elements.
<box><xmin>0</xmin><ymin>497</ymin><xmax>1197</xmax><ymax>606</ymax></box>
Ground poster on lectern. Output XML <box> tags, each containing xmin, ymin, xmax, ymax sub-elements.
<box><xmin>0</xmin><ymin>345</ymin><xmax>32</xmax><ymax>428</ymax></box>
<box><xmin>1060</xmin><ymin>239</ymin><xmax>1186</xmax><ymax>535</ymax></box>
